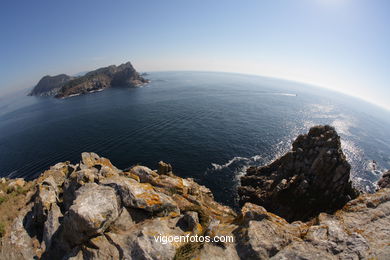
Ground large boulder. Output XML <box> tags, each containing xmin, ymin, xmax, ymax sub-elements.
<box><xmin>239</xmin><ymin>125</ymin><xmax>359</xmax><ymax>221</ymax></box>
<box><xmin>129</xmin><ymin>165</ymin><xmax>158</xmax><ymax>183</ymax></box>
<box><xmin>80</xmin><ymin>152</ymin><xmax>121</xmax><ymax>178</ymax></box>
<box><xmin>62</xmin><ymin>183</ymin><xmax>120</xmax><ymax>245</ymax></box>
<box><xmin>101</xmin><ymin>176</ymin><xmax>179</xmax><ymax>214</ymax></box>
<box><xmin>105</xmin><ymin>217</ymin><xmax>185</xmax><ymax>260</ymax></box>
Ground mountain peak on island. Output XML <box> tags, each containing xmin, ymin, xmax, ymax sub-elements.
<box><xmin>29</xmin><ymin>62</ymin><xmax>149</xmax><ymax>98</ymax></box>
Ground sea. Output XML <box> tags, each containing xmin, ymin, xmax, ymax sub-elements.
<box><xmin>1</xmin><ymin>71</ymin><xmax>389</xmax><ymax>207</ymax></box>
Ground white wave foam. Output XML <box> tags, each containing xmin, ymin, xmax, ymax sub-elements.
<box><xmin>211</xmin><ymin>156</ymin><xmax>250</xmax><ymax>171</ymax></box>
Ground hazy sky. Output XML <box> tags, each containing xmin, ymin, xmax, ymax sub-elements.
<box><xmin>0</xmin><ymin>0</ymin><xmax>389</xmax><ymax>109</ymax></box>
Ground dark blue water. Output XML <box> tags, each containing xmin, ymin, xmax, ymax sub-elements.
<box><xmin>1</xmin><ymin>71</ymin><xmax>390</xmax><ymax>206</ymax></box>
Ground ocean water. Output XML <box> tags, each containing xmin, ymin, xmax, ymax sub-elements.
<box><xmin>1</xmin><ymin>71</ymin><xmax>389</xmax><ymax>207</ymax></box>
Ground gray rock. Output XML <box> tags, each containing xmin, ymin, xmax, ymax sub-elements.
<box><xmin>198</xmin><ymin>243</ymin><xmax>240</xmax><ymax>260</ymax></box>
<box><xmin>106</xmin><ymin>217</ymin><xmax>185</xmax><ymax>260</ymax></box>
<box><xmin>62</xmin><ymin>183</ymin><xmax>120</xmax><ymax>245</ymax></box>
<box><xmin>101</xmin><ymin>176</ymin><xmax>178</xmax><ymax>214</ymax></box>
<box><xmin>0</xmin><ymin>204</ymin><xmax>38</xmax><ymax>259</ymax></box>
<box><xmin>129</xmin><ymin>165</ymin><xmax>157</xmax><ymax>183</ymax></box>
<box><xmin>33</xmin><ymin>181</ymin><xmax>58</xmax><ymax>224</ymax></box>
<box><xmin>110</xmin><ymin>208</ymin><xmax>134</xmax><ymax>231</ymax></box>
<box><xmin>81</xmin><ymin>235</ymin><xmax>120</xmax><ymax>259</ymax></box>
<box><xmin>43</xmin><ymin>203</ymin><xmax>62</xmax><ymax>250</ymax></box>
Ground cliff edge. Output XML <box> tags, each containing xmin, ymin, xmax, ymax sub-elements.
<box><xmin>0</xmin><ymin>126</ymin><xmax>389</xmax><ymax>259</ymax></box>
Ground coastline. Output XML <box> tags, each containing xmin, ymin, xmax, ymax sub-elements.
<box><xmin>0</xmin><ymin>125</ymin><xmax>389</xmax><ymax>259</ymax></box>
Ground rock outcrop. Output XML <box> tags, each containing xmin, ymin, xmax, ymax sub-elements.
<box><xmin>235</xmin><ymin>188</ymin><xmax>390</xmax><ymax>259</ymax></box>
<box><xmin>28</xmin><ymin>62</ymin><xmax>149</xmax><ymax>98</ymax></box>
<box><xmin>0</xmin><ymin>153</ymin><xmax>236</xmax><ymax>259</ymax></box>
<box><xmin>239</xmin><ymin>125</ymin><xmax>359</xmax><ymax>222</ymax></box>
<box><xmin>378</xmin><ymin>170</ymin><xmax>390</xmax><ymax>189</ymax></box>
<box><xmin>1</xmin><ymin>126</ymin><xmax>389</xmax><ymax>259</ymax></box>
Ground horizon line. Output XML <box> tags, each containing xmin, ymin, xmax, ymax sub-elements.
<box><xmin>2</xmin><ymin>68</ymin><xmax>389</xmax><ymax>112</ymax></box>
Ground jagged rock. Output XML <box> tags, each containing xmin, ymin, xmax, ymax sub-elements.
<box><xmin>158</xmin><ymin>161</ymin><xmax>173</xmax><ymax>175</ymax></box>
<box><xmin>80</xmin><ymin>152</ymin><xmax>121</xmax><ymax>178</ymax></box>
<box><xmin>62</xmin><ymin>183</ymin><xmax>120</xmax><ymax>245</ymax></box>
<box><xmin>105</xmin><ymin>217</ymin><xmax>185</xmax><ymax>260</ymax></box>
<box><xmin>153</xmin><ymin>174</ymin><xmax>189</xmax><ymax>195</ymax></box>
<box><xmin>378</xmin><ymin>170</ymin><xmax>390</xmax><ymax>189</ymax></box>
<box><xmin>101</xmin><ymin>176</ymin><xmax>179</xmax><ymax>214</ymax></box>
<box><xmin>236</xmin><ymin>203</ymin><xmax>304</xmax><ymax>259</ymax></box>
<box><xmin>110</xmin><ymin>208</ymin><xmax>134</xmax><ymax>232</ymax></box>
<box><xmin>129</xmin><ymin>165</ymin><xmax>157</xmax><ymax>183</ymax></box>
<box><xmin>42</xmin><ymin>203</ymin><xmax>62</xmax><ymax>250</ymax></box>
<box><xmin>33</xmin><ymin>180</ymin><xmax>58</xmax><ymax>224</ymax></box>
<box><xmin>239</xmin><ymin>125</ymin><xmax>358</xmax><ymax>222</ymax></box>
<box><xmin>79</xmin><ymin>235</ymin><xmax>120</xmax><ymax>259</ymax></box>
<box><xmin>7</xmin><ymin>178</ymin><xmax>26</xmax><ymax>192</ymax></box>
<box><xmin>0</xmin><ymin>204</ymin><xmax>40</xmax><ymax>259</ymax></box>
<box><xmin>176</xmin><ymin>211</ymin><xmax>199</xmax><ymax>232</ymax></box>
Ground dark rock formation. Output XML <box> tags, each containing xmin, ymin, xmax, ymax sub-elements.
<box><xmin>378</xmin><ymin>170</ymin><xmax>390</xmax><ymax>189</ymax></box>
<box><xmin>28</xmin><ymin>74</ymin><xmax>73</xmax><ymax>96</ymax></box>
<box><xmin>29</xmin><ymin>62</ymin><xmax>149</xmax><ymax>98</ymax></box>
<box><xmin>238</xmin><ymin>125</ymin><xmax>359</xmax><ymax>222</ymax></box>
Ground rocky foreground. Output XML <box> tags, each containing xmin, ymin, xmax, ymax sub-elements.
<box><xmin>28</xmin><ymin>62</ymin><xmax>149</xmax><ymax>98</ymax></box>
<box><xmin>0</xmin><ymin>126</ymin><xmax>389</xmax><ymax>259</ymax></box>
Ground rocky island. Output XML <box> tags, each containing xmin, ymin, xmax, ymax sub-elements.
<box><xmin>28</xmin><ymin>62</ymin><xmax>149</xmax><ymax>98</ymax></box>
<box><xmin>0</xmin><ymin>126</ymin><xmax>389</xmax><ymax>259</ymax></box>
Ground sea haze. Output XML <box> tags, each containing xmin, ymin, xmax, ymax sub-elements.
<box><xmin>1</xmin><ymin>71</ymin><xmax>389</xmax><ymax>207</ymax></box>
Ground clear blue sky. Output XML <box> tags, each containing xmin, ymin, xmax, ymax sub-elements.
<box><xmin>0</xmin><ymin>0</ymin><xmax>389</xmax><ymax>109</ymax></box>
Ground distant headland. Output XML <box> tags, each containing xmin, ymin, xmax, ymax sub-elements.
<box><xmin>28</xmin><ymin>62</ymin><xmax>149</xmax><ymax>98</ymax></box>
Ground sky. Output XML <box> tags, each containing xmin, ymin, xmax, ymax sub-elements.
<box><xmin>0</xmin><ymin>0</ymin><xmax>389</xmax><ymax>109</ymax></box>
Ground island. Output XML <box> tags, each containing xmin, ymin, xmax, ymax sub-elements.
<box><xmin>28</xmin><ymin>62</ymin><xmax>149</xmax><ymax>98</ymax></box>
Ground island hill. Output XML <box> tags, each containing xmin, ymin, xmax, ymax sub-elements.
<box><xmin>0</xmin><ymin>125</ymin><xmax>389</xmax><ymax>259</ymax></box>
<box><xmin>28</xmin><ymin>62</ymin><xmax>149</xmax><ymax>98</ymax></box>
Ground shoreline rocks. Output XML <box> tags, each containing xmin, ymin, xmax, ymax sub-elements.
<box><xmin>238</xmin><ymin>125</ymin><xmax>359</xmax><ymax>222</ymax></box>
<box><xmin>0</xmin><ymin>127</ymin><xmax>389</xmax><ymax>259</ymax></box>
